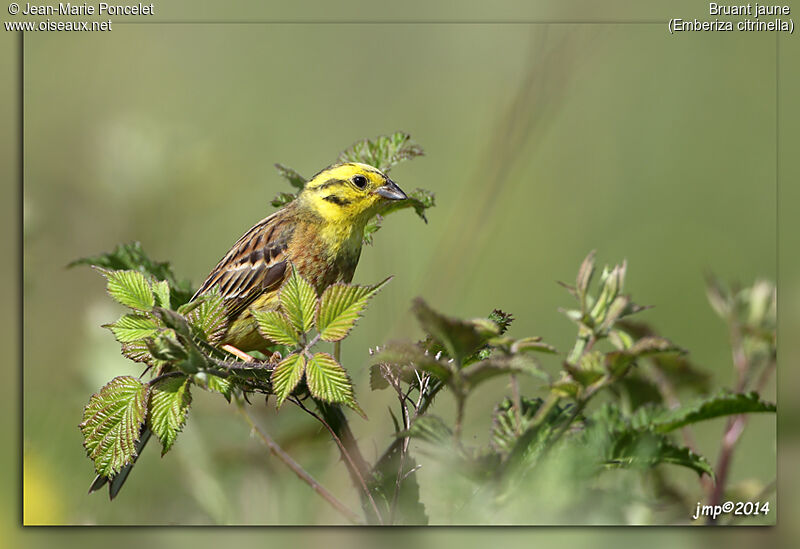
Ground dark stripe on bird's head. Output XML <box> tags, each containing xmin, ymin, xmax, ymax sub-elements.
<box><xmin>323</xmin><ymin>195</ymin><xmax>351</xmax><ymax>206</ymax></box>
<box><xmin>316</xmin><ymin>178</ymin><xmax>348</xmax><ymax>191</ymax></box>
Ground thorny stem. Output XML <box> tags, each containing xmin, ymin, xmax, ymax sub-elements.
<box><xmin>314</xmin><ymin>399</ymin><xmax>385</xmax><ymax>524</ymax></box>
<box><xmin>290</xmin><ymin>398</ymin><xmax>384</xmax><ymax>525</ymax></box>
<box><xmin>236</xmin><ymin>400</ymin><xmax>362</xmax><ymax>525</ymax></box>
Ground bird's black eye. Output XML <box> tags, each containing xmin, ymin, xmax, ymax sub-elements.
<box><xmin>352</xmin><ymin>175</ymin><xmax>368</xmax><ymax>189</ymax></box>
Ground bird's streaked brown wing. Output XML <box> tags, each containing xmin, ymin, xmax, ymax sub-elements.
<box><xmin>192</xmin><ymin>211</ymin><xmax>296</xmax><ymax>320</ymax></box>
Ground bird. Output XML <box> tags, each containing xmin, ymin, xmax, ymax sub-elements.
<box><xmin>193</xmin><ymin>161</ymin><xmax>407</xmax><ymax>352</ymax></box>
<box><xmin>90</xmin><ymin>162</ymin><xmax>407</xmax><ymax>498</ymax></box>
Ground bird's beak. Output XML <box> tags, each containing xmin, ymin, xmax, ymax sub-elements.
<box><xmin>374</xmin><ymin>179</ymin><xmax>407</xmax><ymax>201</ymax></box>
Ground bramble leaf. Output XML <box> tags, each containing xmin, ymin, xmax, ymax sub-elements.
<box><xmin>185</xmin><ymin>289</ymin><xmax>228</xmax><ymax>345</ymax></box>
<box><xmin>275</xmin><ymin>163</ymin><xmax>307</xmax><ymax>190</ymax></box>
<box><xmin>254</xmin><ymin>310</ymin><xmax>300</xmax><ymax>347</ymax></box>
<box><xmin>271</xmin><ymin>353</ymin><xmax>306</xmax><ymax>408</ymax></box>
<box><xmin>316</xmin><ymin>278</ymin><xmax>391</xmax><ymax>342</ymax></box>
<box><xmin>462</xmin><ymin>354</ymin><xmax>548</xmax><ymax>390</ymax></box>
<box><xmin>305</xmin><ymin>352</ymin><xmax>363</xmax><ymax>416</ymax></box>
<box><xmin>148</xmin><ymin>376</ymin><xmax>192</xmax><ymax>455</ymax></box>
<box><xmin>370</xmin><ymin>341</ymin><xmax>454</xmax><ymax>384</ymax></box>
<box><xmin>411</xmin><ymin>299</ymin><xmax>493</xmax><ymax>364</ymax></box>
<box><xmin>338</xmin><ymin>131</ymin><xmax>424</xmax><ymax>173</ymax></box>
<box><xmin>104</xmin><ymin>314</ymin><xmax>159</xmax><ymax>343</ymax></box>
<box><xmin>279</xmin><ymin>267</ymin><xmax>317</xmax><ymax>335</ymax></box>
<box><xmin>101</xmin><ymin>269</ymin><xmax>155</xmax><ymax>311</ymax></box>
<box><xmin>70</xmin><ymin>242</ymin><xmax>194</xmax><ymax>306</ymax></box>
<box><xmin>80</xmin><ymin>376</ymin><xmax>149</xmax><ymax>477</ymax></box>
<box><xmin>397</xmin><ymin>415</ymin><xmax>452</xmax><ymax>445</ymax></box>
<box><xmin>152</xmin><ymin>280</ymin><xmax>170</xmax><ymax>308</ymax></box>
<box><xmin>271</xmin><ymin>192</ymin><xmax>297</xmax><ymax>208</ymax></box>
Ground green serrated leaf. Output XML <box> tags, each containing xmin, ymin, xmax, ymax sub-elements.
<box><xmin>254</xmin><ymin>310</ymin><xmax>300</xmax><ymax>347</ymax></box>
<box><xmin>511</xmin><ymin>337</ymin><xmax>557</xmax><ymax>354</ymax></box>
<box><xmin>279</xmin><ymin>267</ymin><xmax>317</xmax><ymax>334</ymax></box>
<box><xmin>316</xmin><ymin>278</ymin><xmax>391</xmax><ymax>342</ymax></box>
<box><xmin>397</xmin><ymin>415</ymin><xmax>452</xmax><ymax>445</ymax></box>
<box><xmin>305</xmin><ymin>352</ymin><xmax>362</xmax><ymax>415</ymax></box>
<box><xmin>411</xmin><ymin>298</ymin><xmax>490</xmax><ymax>365</ymax></box>
<box><xmin>71</xmin><ymin>242</ymin><xmax>194</xmax><ymax>306</ymax></box>
<box><xmin>371</xmin><ymin>341</ymin><xmax>453</xmax><ymax>384</ymax></box>
<box><xmin>101</xmin><ymin>269</ymin><xmax>155</xmax><ymax>311</ymax></box>
<box><xmin>271</xmin><ymin>191</ymin><xmax>297</xmax><ymax>208</ymax></box>
<box><xmin>462</xmin><ymin>354</ymin><xmax>548</xmax><ymax>390</ymax></box>
<box><xmin>185</xmin><ymin>289</ymin><xmax>228</xmax><ymax>345</ymax></box>
<box><xmin>363</xmin><ymin>215</ymin><xmax>382</xmax><ymax>246</ymax></box>
<box><xmin>195</xmin><ymin>372</ymin><xmax>233</xmax><ymax>402</ymax></box>
<box><xmin>649</xmin><ymin>391</ymin><xmax>776</xmax><ymax>433</ymax></box>
<box><xmin>146</xmin><ymin>330</ymin><xmax>186</xmax><ymax>362</ymax></box>
<box><xmin>274</xmin><ymin>163</ymin><xmax>307</xmax><ymax>190</ymax></box>
<box><xmin>152</xmin><ymin>280</ymin><xmax>170</xmax><ymax>308</ymax></box>
<box><xmin>337</xmin><ymin>131</ymin><xmax>424</xmax><ymax>172</ymax></box>
<box><xmin>605</xmin><ymin>429</ymin><xmax>713</xmax><ymax>478</ymax></box>
<box><xmin>271</xmin><ymin>353</ymin><xmax>306</xmax><ymax>408</ymax></box>
<box><xmin>121</xmin><ymin>339</ymin><xmax>160</xmax><ymax>366</ymax></box>
<box><xmin>378</xmin><ymin>188</ymin><xmax>435</xmax><ymax>223</ymax></box>
<box><xmin>104</xmin><ymin>314</ymin><xmax>159</xmax><ymax>343</ymax></box>
<box><xmin>80</xmin><ymin>376</ymin><xmax>149</xmax><ymax>477</ymax></box>
<box><xmin>148</xmin><ymin>376</ymin><xmax>192</xmax><ymax>455</ymax></box>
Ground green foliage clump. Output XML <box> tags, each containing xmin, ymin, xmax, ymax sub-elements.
<box><xmin>73</xmin><ymin>134</ymin><xmax>775</xmax><ymax>526</ymax></box>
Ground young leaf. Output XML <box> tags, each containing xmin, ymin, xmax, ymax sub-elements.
<box><xmin>316</xmin><ymin>278</ymin><xmax>391</xmax><ymax>342</ymax></box>
<box><xmin>196</xmin><ymin>372</ymin><xmax>233</xmax><ymax>402</ymax></box>
<box><xmin>363</xmin><ymin>215</ymin><xmax>383</xmax><ymax>246</ymax></box>
<box><xmin>305</xmin><ymin>352</ymin><xmax>362</xmax><ymax>415</ymax></box>
<box><xmin>152</xmin><ymin>280</ymin><xmax>170</xmax><ymax>308</ymax></box>
<box><xmin>185</xmin><ymin>289</ymin><xmax>228</xmax><ymax>345</ymax></box>
<box><xmin>411</xmin><ymin>298</ymin><xmax>491</xmax><ymax>365</ymax></box>
<box><xmin>370</xmin><ymin>341</ymin><xmax>453</xmax><ymax>385</ymax></box>
<box><xmin>80</xmin><ymin>376</ymin><xmax>149</xmax><ymax>477</ymax></box>
<box><xmin>70</xmin><ymin>241</ymin><xmax>194</xmax><ymax>306</ymax></box>
<box><xmin>271</xmin><ymin>192</ymin><xmax>297</xmax><ymax>208</ymax></box>
<box><xmin>462</xmin><ymin>354</ymin><xmax>548</xmax><ymax>390</ymax></box>
<box><xmin>648</xmin><ymin>391</ymin><xmax>776</xmax><ymax>433</ymax></box>
<box><xmin>104</xmin><ymin>314</ymin><xmax>159</xmax><ymax>343</ymax></box>
<box><xmin>576</xmin><ymin>250</ymin><xmax>596</xmax><ymax>310</ymax></box>
<box><xmin>279</xmin><ymin>267</ymin><xmax>317</xmax><ymax>335</ymax></box>
<box><xmin>271</xmin><ymin>353</ymin><xmax>306</xmax><ymax>408</ymax></box>
<box><xmin>101</xmin><ymin>269</ymin><xmax>155</xmax><ymax>311</ymax></box>
<box><xmin>378</xmin><ymin>188</ymin><xmax>436</xmax><ymax>223</ymax></box>
<box><xmin>337</xmin><ymin>131</ymin><xmax>424</xmax><ymax>173</ymax></box>
<box><xmin>397</xmin><ymin>415</ymin><xmax>453</xmax><ymax>445</ymax></box>
<box><xmin>254</xmin><ymin>310</ymin><xmax>300</xmax><ymax>347</ymax></box>
<box><xmin>121</xmin><ymin>339</ymin><xmax>159</xmax><ymax>366</ymax></box>
<box><xmin>148</xmin><ymin>376</ymin><xmax>192</xmax><ymax>455</ymax></box>
<box><xmin>275</xmin><ymin>163</ymin><xmax>307</xmax><ymax>190</ymax></box>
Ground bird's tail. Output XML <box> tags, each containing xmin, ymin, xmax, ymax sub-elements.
<box><xmin>88</xmin><ymin>425</ymin><xmax>152</xmax><ymax>500</ymax></box>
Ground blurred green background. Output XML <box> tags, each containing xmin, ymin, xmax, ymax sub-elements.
<box><xmin>3</xmin><ymin>0</ymin><xmax>797</xmax><ymax>543</ymax></box>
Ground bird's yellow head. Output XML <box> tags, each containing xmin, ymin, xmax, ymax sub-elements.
<box><xmin>299</xmin><ymin>162</ymin><xmax>407</xmax><ymax>224</ymax></box>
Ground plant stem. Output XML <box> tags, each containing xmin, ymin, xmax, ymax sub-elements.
<box><xmin>291</xmin><ymin>398</ymin><xmax>384</xmax><ymax>524</ymax></box>
<box><xmin>236</xmin><ymin>400</ymin><xmax>362</xmax><ymax>524</ymax></box>
<box><xmin>314</xmin><ymin>400</ymin><xmax>386</xmax><ymax>524</ymax></box>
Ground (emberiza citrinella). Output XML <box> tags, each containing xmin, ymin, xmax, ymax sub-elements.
<box><xmin>91</xmin><ymin>162</ymin><xmax>407</xmax><ymax>498</ymax></box>
<box><xmin>193</xmin><ymin>161</ymin><xmax>407</xmax><ymax>353</ymax></box>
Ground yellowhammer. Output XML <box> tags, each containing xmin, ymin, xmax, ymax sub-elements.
<box><xmin>193</xmin><ymin>161</ymin><xmax>407</xmax><ymax>353</ymax></box>
<box><xmin>91</xmin><ymin>162</ymin><xmax>407</xmax><ymax>498</ymax></box>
